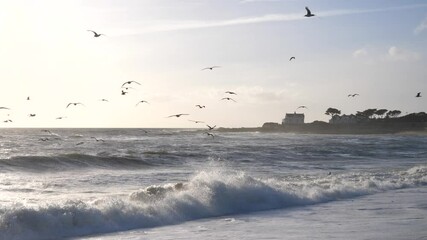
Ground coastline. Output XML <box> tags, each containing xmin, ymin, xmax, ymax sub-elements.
<box><xmin>217</xmin><ymin>122</ymin><xmax>427</xmax><ymax>135</ymax></box>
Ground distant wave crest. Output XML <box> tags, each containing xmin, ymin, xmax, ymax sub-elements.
<box><xmin>0</xmin><ymin>165</ymin><xmax>426</xmax><ymax>239</ymax></box>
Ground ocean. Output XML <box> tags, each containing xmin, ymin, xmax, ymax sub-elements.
<box><xmin>0</xmin><ymin>128</ymin><xmax>426</xmax><ymax>240</ymax></box>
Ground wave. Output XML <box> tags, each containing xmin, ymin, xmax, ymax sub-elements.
<box><xmin>0</xmin><ymin>165</ymin><xmax>426</xmax><ymax>239</ymax></box>
<box><xmin>0</xmin><ymin>154</ymin><xmax>152</xmax><ymax>172</ymax></box>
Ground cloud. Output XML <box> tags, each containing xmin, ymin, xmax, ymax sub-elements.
<box><xmin>386</xmin><ymin>46</ymin><xmax>420</xmax><ymax>62</ymax></box>
<box><xmin>353</xmin><ymin>48</ymin><xmax>368</xmax><ymax>58</ymax></box>
<box><xmin>414</xmin><ymin>16</ymin><xmax>427</xmax><ymax>34</ymax></box>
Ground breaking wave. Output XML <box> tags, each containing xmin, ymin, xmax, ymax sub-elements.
<box><xmin>0</xmin><ymin>165</ymin><xmax>426</xmax><ymax>239</ymax></box>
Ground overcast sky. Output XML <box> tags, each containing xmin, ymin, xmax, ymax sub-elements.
<box><xmin>0</xmin><ymin>0</ymin><xmax>426</xmax><ymax>128</ymax></box>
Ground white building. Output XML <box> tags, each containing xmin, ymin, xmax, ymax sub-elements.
<box><xmin>282</xmin><ymin>112</ymin><xmax>305</xmax><ymax>125</ymax></box>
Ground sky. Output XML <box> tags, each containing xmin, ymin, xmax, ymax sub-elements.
<box><xmin>0</xmin><ymin>0</ymin><xmax>426</xmax><ymax>128</ymax></box>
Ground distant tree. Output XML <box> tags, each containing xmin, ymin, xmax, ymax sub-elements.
<box><xmin>375</xmin><ymin>109</ymin><xmax>388</xmax><ymax>118</ymax></box>
<box><xmin>386</xmin><ymin>110</ymin><xmax>401</xmax><ymax>118</ymax></box>
<box><xmin>362</xmin><ymin>108</ymin><xmax>377</xmax><ymax>119</ymax></box>
<box><xmin>325</xmin><ymin>108</ymin><xmax>341</xmax><ymax>117</ymax></box>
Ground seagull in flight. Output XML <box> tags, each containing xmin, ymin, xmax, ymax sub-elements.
<box><xmin>195</xmin><ymin>105</ymin><xmax>206</xmax><ymax>109</ymax></box>
<box><xmin>56</xmin><ymin>116</ymin><xmax>66</xmax><ymax>120</ymax></box>
<box><xmin>3</xmin><ymin>119</ymin><xmax>12</xmax><ymax>123</ymax></box>
<box><xmin>304</xmin><ymin>7</ymin><xmax>315</xmax><ymax>17</ymax></box>
<box><xmin>167</xmin><ymin>114</ymin><xmax>189</xmax><ymax>118</ymax></box>
<box><xmin>289</xmin><ymin>57</ymin><xmax>295</xmax><ymax>61</ymax></box>
<box><xmin>66</xmin><ymin>102</ymin><xmax>85</xmax><ymax>108</ymax></box>
<box><xmin>0</xmin><ymin>107</ymin><xmax>10</xmax><ymax>110</ymax></box>
<box><xmin>348</xmin><ymin>93</ymin><xmax>359</xmax><ymax>97</ymax></box>
<box><xmin>416</xmin><ymin>92</ymin><xmax>422</xmax><ymax>98</ymax></box>
<box><xmin>122</xmin><ymin>81</ymin><xmax>141</xmax><ymax>88</ymax></box>
<box><xmin>207</xmin><ymin>125</ymin><xmax>216</xmax><ymax>130</ymax></box>
<box><xmin>87</xmin><ymin>30</ymin><xmax>105</xmax><ymax>37</ymax></box>
<box><xmin>136</xmin><ymin>100</ymin><xmax>149</xmax><ymax>106</ymax></box>
<box><xmin>225</xmin><ymin>91</ymin><xmax>237</xmax><ymax>95</ymax></box>
<box><xmin>100</xmin><ymin>99</ymin><xmax>109</xmax><ymax>102</ymax></box>
<box><xmin>29</xmin><ymin>114</ymin><xmax>36</xmax><ymax>117</ymax></box>
<box><xmin>204</xmin><ymin>132</ymin><xmax>215</xmax><ymax>139</ymax></box>
<box><xmin>202</xmin><ymin>66</ymin><xmax>221</xmax><ymax>71</ymax></box>
<box><xmin>91</xmin><ymin>137</ymin><xmax>105</xmax><ymax>142</ymax></box>
<box><xmin>221</xmin><ymin>97</ymin><xmax>236</xmax><ymax>102</ymax></box>
<box><xmin>296</xmin><ymin>106</ymin><xmax>308</xmax><ymax>110</ymax></box>
<box><xmin>189</xmin><ymin>120</ymin><xmax>204</xmax><ymax>124</ymax></box>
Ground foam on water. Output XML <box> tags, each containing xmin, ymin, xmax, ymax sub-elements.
<box><xmin>1</xmin><ymin>165</ymin><xmax>426</xmax><ymax>240</ymax></box>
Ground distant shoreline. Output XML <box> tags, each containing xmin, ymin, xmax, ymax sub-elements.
<box><xmin>217</xmin><ymin>122</ymin><xmax>427</xmax><ymax>135</ymax></box>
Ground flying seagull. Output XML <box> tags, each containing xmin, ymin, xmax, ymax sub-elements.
<box><xmin>87</xmin><ymin>30</ymin><xmax>105</xmax><ymax>37</ymax></box>
<box><xmin>296</xmin><ymin>106</ymin><xmax>308</xmax><ymax>110</ymax></box>
<box><xmin>195</xmin><ymin>105</ymin><xmax>206</xmax><ymax>109</ymax></box>
<box><xmin>3</xmin><ymin>119</ymin><xmax>12</xmax><ymax>123</ymax></box>
<box><xmin>66</xmin><ymin>102</ymin><xmax>85</xmax><ymax>108</ymax></box>
<box><xmin>136</xmin><ymin>100</ymin><xmax>149</xmax><ymax>106</ymax></box>
<box><xmin>221</xmin><ymin>97</ymin><xmax>237</xmax><ymax>102</ymax></box>
<box><xmin>91</xmin><ymin>137</ymin><xmax>105</xmax><ymax>142</ymax></box>
<box><xmin>416</xmin><ymin>92</ymin><xmax>421</xmax><ymax>98</ymax></box>
<box><xmin>56</xmin><ymin>116</ymin><xmax>66</xmax><ymax>120</ymax></box>
<box><xmin>122</xmin><ymin>81</ymin><xmax>141</xmax><ymax>88</ymax></box>
<box><xmin>0</xmin><ymin>107</ymin><xmax>10</xmax><ymax>110</ymax></box>
<box><xmin>29</xmin><ymin>114</ymin><xmax>36</xmax><ymax>117</ymax></box>
<box><xmin>348</xmin><ymin>93</ymin><xmax>359</xmax><ymax>97</ymax></box>
<box><xmin>167</xmin><ymin>114</ymin><xmax>189</xmax><ymax>118</ymax></box>
<box><xmin>204</xmin><ymin>132</ymin><xmax>215</xmax><ymax>139</ymax></box>
<box><xmin>225</xmin><ymin>91</ymin><xmax>237</xmax><ymax>95</ymax></box>
<box><xmin>202</xmin><ymin>66</ymin><xmax>221</xmax><ymax>71</ymax></box>
<box><xmin>289</xmin><ymin>57</ymin><xmax>295</xmax><ymax>61</ymax></box>
<box><xmin>207</xmin><ymin>124</ymin><xmax>216</xmax><ymax>130</ymax></box>
<box><xmin>100</xmin><ymin>99</ymin><xmax>109</xmax><ymax>102</ymax></box>
<box><xmin>189</xmin><ymin>120</ymin><xmax>204</xmax><ymax>124</ymax></box>
<box><xmin>304</xmin><ymin>7</ymin><xmax>315</xmax><ymax>17</ymax></box>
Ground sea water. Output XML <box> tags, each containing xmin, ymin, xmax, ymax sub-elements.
<box><xmin>0</xmin><ymin>129</ymin><xmax>426</xmax><ymax>239</ymax></box>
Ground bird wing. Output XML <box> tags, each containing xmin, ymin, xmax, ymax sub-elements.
<box><xmin>131</xmin><ymin>81</ymin><xmax>141</xmax><ymax>85</ymax></box>
<box><xmin>0</xmin><ymin>107</ymin><xmax>10</xmax><ymax>110</ymax></box>
<box><xmin>87</xmin><ymin>30</ymin><xmax>97</xmax><ymax>34</ymax></box>
<box><xmin>305</xmin><ymin>7</ymin><xmax>312</xmax><ymax>15</ymax></box>
<box><xmin>66</xmin><ymin>103</ymin><xmax>73</xmax><ymax>108</ymax></box>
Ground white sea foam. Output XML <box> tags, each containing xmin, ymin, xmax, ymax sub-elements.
<box><xmin>0</xmin><ymin>165</ymin><xmax>426</xmax><ymax>240</ymax></box>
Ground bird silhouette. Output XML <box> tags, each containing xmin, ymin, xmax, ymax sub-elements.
<box><xmin>87</xmin><ymin>30</ymin><xmax>105</xmax><ymax>37</ymax></box>
<box><xmin>221</xmin><ymin>97</ymin><xmax>236</xmax><ymax>102</ymax></box>
<box><xmin>195</xmin><ymin>105</ymin><xmax>206</xmax><ymax>109</ymax></box>
<box><xmin>100</xmin><ymin>99</ymin><xmax>109</xmax><ymax>102</ymax></box>
<box><xmin>202</xmin><ymin>66</ymin><xmax>221</xmax><ymax>71</ymax></box>
<box><xmin>3</xmin><ymin>119</ymin><xmax>12</xmax><ymax>123</ymax></box>
<box><xmin>296</xmin><ymin>106</ymin><xmax>308</xmax><ymax>110</ymax></box>
<box><xmin>167</xmin><ymin>114</ymin><xmax>189</xmax><ymax>118</ymax></box>
<box><xmin>66</xmin><ymin>102</ymin><xmax>85</xmax><ymax>108</ymax></box>
<box><xmin>136</xmin><ymin>100</ymin><xmax>149</xmax><ymax>106</ymax></box>
<box><xmin>207</xmin><ymin>125</ymin><xmax>216</xmax><ymax>130</ymax></box>
<box><xmin>204</xmin><ymin>132</ymin><xmax>215</xmax><ymax>139</ymax></box>
<box><xmin>0</xmin><ymin>107</ymin><xmax>10</xmax><ymax>110</ymax></box>
<box><xmin>121</xmin><ymin>81</ymin><xmax>141</xmax><ymax>88</ymax></box>
<box><xmin>56</xmin><ymin>116</ymin><xmax>66</xmax><ymax>120</ymax></box>
<box><xmin>348</xmin><ymin>93</ymin><xmax>359</xmax><ymax>97</ymax></box>
<box><xmin>289</xmin><ymin>57</ymin><xmax>295</xmax><ymax>61</ymax></box>
<box><xmin>304</xmin><ymin>7</ymin><xmax>315</xmax><ymax>17</ymax></box>
<box><xmin>225</xmin><ymin>91</ymin><xmax>237</xmax><ymax>95</ymax></box>
<box><xmin>29</xmin><ymin>114</ymin><xmax>36</xmax><ymax>117</ymax></box>
<box><xmin>189</xmin><ymin>120</ymin><xmax>204</xmax><ymax>124</ymax></box>
<box><xmin>416</xmin><ymin>92</ymin><xmax>422</xmax><ymax>98</ymax></box>
<box><xmin>27</xmin><ymin>96</ymin><xmax>30</xmax><ymax>100</ymax></box>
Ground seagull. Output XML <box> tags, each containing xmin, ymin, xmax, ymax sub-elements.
<box><xmin>3</xmin><ymin>119</ymin><xmax>12</xmax><ymax>123</ymax></box>
<box><xmin>91</xmin><ymin>137</ymin><xmax>105</xmax><ymax>142</ymax></box>
<box><xmin>195</xmin><ymin>105</ymin><xmax>206</xmax><ymax>109</ymax></box>
<box><xmin>27</xmin><ymin>96</ymin><xmax>30</xmax><ymax>100</ymax></box>
<box><xmin>207</xmin><ymin>125</ymin><xmax>216</xmax><ymax>130</ymax></box>
<box><xmin>416</xmin><ymin>92</ymin><xmax>421</xmax><ymax>98</ymax></box>
<box><xmin>225</xmin><ymin>91</ymin><xmax>237</xmax><ymax>95</ymax></box>
<box><xmin>167</xmin><ymin>114</ymin><xmax>189</xmax><ymax>118</ymax></box>
<box><xmin>296</xmin><ymin>106</ymin><xmax>308</xmax><ymax>110</ymax></box>
<box><xmin>29</xmin><ymin>114</ymin><xmax>36</xmax><ymax>117</ymax></box>
<box><xmin>221</xmin><ymin>97</ymin><xmax>236</xmax><ymax>102</ymax></box>
<box><xmin>121</xmin><ymin>81</ymin><xmax>141</xmax><ymax>88</ymax></box>
<box><xmin>66</xmin><ymin>102</ymin><xmax>85</xmax><ymax>108</ymax></box>
<box><xmin>87</xmin><ymin>30</ymin><xmax>105</xmax><ymax>37</ymax></box>
<box><xmin>100</xmin><ymin>99</ymin><xmax>109</xmax><ymax>102</ymax></box>
<box><xmin>304</xmin><ymin>7</ymin><xmax>315</xmax><ymax>17</ymax></box>
<box><xmin>289</xmin><ymin>57</ymin><xmax>296</xmax><ymax>61</ymax></box>
<box><xmin>189</xmin><ymin>120</ymin><xmax>204</xmax><ymax>124</ymax></box>
<box><xmin>348</xmin><ymin>93</ymin><xmax>359</xmax><ymax>97</ymax></box>
<box><xmin>204</xmin><ymin>132</ymin><xmax>215</xmax><ymax>139</ymax></box>
<box><xmin>202</xmin><ymin>66</ymin><xmax>221</xmax><ymax>71</ymax></box>
<box><xmin>0</xmin><ymin>107</ymin><xmax>10</xmax><ymax>110</ymax></box>
<box><xmin>56</xmin><ymin>116</ymin><xmax>66</xmax><ymax>120</ymax></box>
<box><xmin>136</xmin><ymin>100</ymin><xmax>149</xmax><ymax>106</ymax></box>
